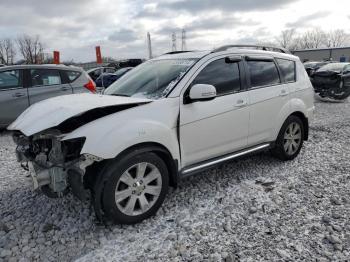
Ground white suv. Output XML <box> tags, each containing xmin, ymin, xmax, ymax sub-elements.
<box><xmin>9</xmin><ymin>45</ymin><xmax>314</xmax><ymax>224</ymax></box>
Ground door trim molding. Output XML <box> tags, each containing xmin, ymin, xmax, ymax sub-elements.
<box><xmin>180</xmin><ymin>143</ymin><xmax>271</xmax><ymax>177</ymax></box>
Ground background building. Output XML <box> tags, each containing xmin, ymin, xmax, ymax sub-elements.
<box><xmin>293</xmin><ymin>47</ymin><xmax>350</xmax><ymax>62</ymax></box>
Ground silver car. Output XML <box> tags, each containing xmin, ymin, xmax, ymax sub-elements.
<box><xmin>0</xmin><ymin>64</ymin><xmax>95</xmax><ymax>128</ymax></box>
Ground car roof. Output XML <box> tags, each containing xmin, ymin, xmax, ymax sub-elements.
<box><xmin>0</xmin><ymin>64</ymin><xmax>83</xmax><ymax>71</ymax></box>
<box><xmin>156</xmin><ymin>48</ymin><xmax>298</xmax><ymax>61</ymax></box>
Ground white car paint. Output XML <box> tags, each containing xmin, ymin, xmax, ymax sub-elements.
<box><xmin>8</xmin><ymin>93</ymin><xmax>151</xmax><ymax>136</ymax></box>
<box><xmin>63</xmin><ymin>98</ymin><xmax>181</xmax><ymax>162</ymax></box>
<box><xmin>9</xmin><ymin>48</ymin><xmax>314</xmax><ymax>172</ymax></box>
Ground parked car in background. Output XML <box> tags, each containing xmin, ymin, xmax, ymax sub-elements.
<box><xmin>311</xmin><ymin>62</ymin><xmax>350</xmax><ymax>100</ymax></box>
<box><xmin>304</xmin><ymin>61</ymin><xmax>332</xmax><ymax>77</ymax></box>
<box><xmin>0</xmin><ymin>64</ymin><xmax>95</xmax><ymax>127</ymax></box>
<box><xmin>87</xmin><ymin>67</ymin><xmax>116</xmax><ymax>81</ymax></box>
<box><xmin>95</xmin><ymin>67</ymin><xmax>133</xmax><ymax>88</ymax></box>
<box><xmin>8</xmin><ymin>45</ymin><xmax>314</xmax><ymax>224</ymax></box>
<box><xmin>118</xmin><ymin>59</ymin><xmax>143</xmax><ymax>68</ymax></box>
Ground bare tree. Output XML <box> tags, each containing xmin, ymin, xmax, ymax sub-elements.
<box><xmin>325</xmin><ymin>29</ymin><xmax>349</xmax><ymax>47</ymax></box>
<box><xmin>17</xmin><ymin>35</ymin><xmax>44</xmax><ymax>64</ymax></box>
<box><xmin>0</xmin><ymin>38</ymin><xmax>16</xmax><ymax>65</ymax></box>
<box><xmin>298</xmin><ymin>28</ymin><xmax>326</xmax><ymax>49</ymax></box>
<box><xmin>276</xmin><ymin>29</ymin><xmax>297</xmax><ymax>50</ymax></box>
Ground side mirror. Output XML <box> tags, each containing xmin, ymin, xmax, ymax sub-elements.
<box><xmin>189</xmin><ymin>84</ymin><xmax>216</xmax><ymax>102</ymax></box>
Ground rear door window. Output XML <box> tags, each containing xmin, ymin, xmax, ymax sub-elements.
<box><xmin>276</xmin><ymin>59</ymin><xmax>296</xmax><ymax>83</ymax></box>
<box><xmin>246</xmin><ymin>60</ymin><xmax>281</xmax><ymax>88</ymax></box>
<box><xmin>0</xmin><ymin>70</ymin><xmax>22</xmax><ymax>90</ymax></box>
<box><xmin>30</xmin><ymin>69</ymin><xmax>61</xmax><ymax>87</ymax></box>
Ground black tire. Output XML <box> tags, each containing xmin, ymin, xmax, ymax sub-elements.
<box><xmin>271</xmin><ymin>115</ymin><xmax>304</xmax><ymax>161</ymax></box>
<box><xmin>41</xmin><ymin>185</ymin><xmax>69</xmax><ymax>198</ymax></box>
<box><xmin>101</xmin><ymin>152</ymin><xmax>169</xmax><ymax>224</ymax></box>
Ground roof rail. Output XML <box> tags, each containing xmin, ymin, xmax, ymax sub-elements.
<box><xmin>212</xmin><ymin>45</ymin><xmax>291</xmax><ymax>54</ymax></box>
<box><xmin>163</xmin><ymin>51</ymin><xmax>193</xmax><ymax>55</ymax></box>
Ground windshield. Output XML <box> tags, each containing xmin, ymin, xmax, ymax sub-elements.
<box><xmin>318</xmin><ymin>63</ymin><xmax>347</xmax><ymax>72</ymax></box>
<box><xmin>104</xmin><ymin>59</ymin><xmax>197</xmax><ymax>99</ymax></box>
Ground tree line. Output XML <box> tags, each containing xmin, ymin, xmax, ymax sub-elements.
<box><xmin>0</xmin><ymin>35</ymin><xmax>45</xmax><ymax>65</ymax></box>
<box><xmin>275</xmin><ymin>28</ymin><xmax>349</xmax><ymax>51</ymax></box>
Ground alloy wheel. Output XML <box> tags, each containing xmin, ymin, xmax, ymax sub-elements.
<box><xmin>283</xmin><ymin>122</ymin><xmax>302</xmax><ymax>155</ymax></box>
<box><xmin>114</xmin><ymin>162</ymin><xmax>162</xmax><ymax>216</ymax></box>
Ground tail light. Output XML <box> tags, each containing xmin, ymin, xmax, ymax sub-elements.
<box><xmin>84</xmin><ymin>79</ymin><xmax>96</xmax><ymax>93</ymax></box>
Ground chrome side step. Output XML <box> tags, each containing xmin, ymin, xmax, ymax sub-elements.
<box><xmin>181</xmin><ymin>143</ymin><xmax>270</xmax><ymax>177</ymax></box>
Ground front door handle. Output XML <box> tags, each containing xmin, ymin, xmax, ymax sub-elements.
<box><xmin>12</xmin><ymin>92</ymin><xmax>25</xmax><ymax>98</ymax></box>
<box><xmin>235</xmin><ymin>99</ymin><xmax>247</xmax><ymax>107</ymax></box>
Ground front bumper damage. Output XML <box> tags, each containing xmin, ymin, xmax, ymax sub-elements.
<box><xmin>14</xmin><ymin>130</ymin><xmax>102</xmax><ymax>200</ymax></box>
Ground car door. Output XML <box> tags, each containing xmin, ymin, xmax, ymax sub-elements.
<box><xmin>245</xmin><ymin>56</ymin><xmax>290</xmax><ymax>146</ymax></box>
<box><xmin>27</xmin><ymin>68</ymin><xmax>73</xmax><ymax>105</ymax></box>
<box><xmin>0</xmin><ymin>69</ymin><xmax>29</xmax><ymax>126</ymax></box>
<box><xmin>179</xmin><ymin>56</ymin><xmax>249</xmax><ymax>167</ymax></box>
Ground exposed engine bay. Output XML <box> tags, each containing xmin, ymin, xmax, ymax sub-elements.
<box><xmin>13</xmin><ymin>129</ymin><xmax>99</xmax><ymax>199</ymax></box>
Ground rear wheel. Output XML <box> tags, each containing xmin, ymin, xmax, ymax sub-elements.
<box><xmin>271</xmin><ymin>115</ymin><xmax>304</xmax><ymax>161</ymax></box>
<box><xmin>101</xmin><ymin>152</ymin><xmax>169</xmax><ymax>224</ymax></box>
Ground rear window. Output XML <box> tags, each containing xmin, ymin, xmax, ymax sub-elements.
<box><xmin>66</xmin><ymin>71</ymin><xmax>81</xmax><ymax>82</ymax></box>
<box><xmin>276</xmin><ymin>59</ymin><xmax>296</xmax><ymax>82</ymax></box>
<box><xmin>30</xmin><ymin>69</ymin><xmax>61</xmax><ymax>87</ymax></box>
<box><xmin>105</xmin><ymin>68</ymin><xmax>115</xmax><ymax>73</ymax></box>
<box><xmin>0</xmin><ymin>70</ymin><xmax>21</xmax><ymax>90</ymax></box>
<box><xmin>246</xmin><ymin>60</ymin><xmax>280</xmax><ymax>88</ymax></box>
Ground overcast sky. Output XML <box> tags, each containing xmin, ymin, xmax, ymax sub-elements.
<box><xmin>0</xmin><ymin>0</ymin><xmax>349</xmax><ymax>62</ymax></box>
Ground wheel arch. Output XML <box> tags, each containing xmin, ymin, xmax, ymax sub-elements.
<box><xmin>85</xmin><ymin>142</ymin><xmax>179</xmax><ymax>189</ymax></box>
<box><xmin>115</xmin><ymin>142</ymin><xmax>179</xmax><ymax>188</ymax></box>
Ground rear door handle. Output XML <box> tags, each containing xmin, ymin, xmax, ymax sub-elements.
<box><xmin>12</xmin><ymin>92</ymin><xmax>25</xmax><ymax>98</ymax></box>
<box><xmin>279</xmin><ymin>89</ymin><xmax>288</xmax><ymax>96</ymax></box>
<box><xmin>61</xmin><ymin>86</ymin><xmax>71</xmax><ymax>91</ymax></box>
<box><xmin>235</xmin><ymin>99</ymin><xmax>247</xmax><ymax>107</ymax></box>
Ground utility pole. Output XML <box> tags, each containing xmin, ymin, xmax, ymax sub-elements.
<box><xmin>147</xmin><ymin>32</ymin><xmax>153</xmax><ymax>59</ymax></box>
<box><xmin>172</xmin><ymin>32</ymin><xmax>177</xmax><ymax>52</ymax></box>
<box><xmin>181</xmin><ymin>29</ymin><xmax>187</xmax><ymax>51</ymax></box>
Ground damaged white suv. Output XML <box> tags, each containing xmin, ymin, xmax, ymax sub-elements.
<box><xmin>8</xmin><ymin>45</ymin><xmax>314</xmax><ymax>224</ymax></box>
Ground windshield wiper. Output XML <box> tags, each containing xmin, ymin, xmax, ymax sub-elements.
<box><xmin>109</xmin><ymin>94</ymin><xmax>130</xmax><ymax>97</ymax></box>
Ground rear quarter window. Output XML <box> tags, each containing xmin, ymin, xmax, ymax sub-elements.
<box><xmin>276</xmin><ymin>58</ymin><xmax>296</xmax><ymax>83</ymax></box>
<box><xmin>65</xmin><ymin>71</ymin><xmax>82</xmax><ymax>83</ymax></box>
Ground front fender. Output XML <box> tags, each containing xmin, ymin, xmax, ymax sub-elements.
<box><xmin>62</xmin><ymin>98</ymin><xmax>180</xmax><ymax>162</ymax></box>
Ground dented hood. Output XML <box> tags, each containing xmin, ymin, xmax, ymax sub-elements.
<box><xmin>8</xmin><ymin>93</ymin><xmax>151</xmax><ymax>136</ymax></box>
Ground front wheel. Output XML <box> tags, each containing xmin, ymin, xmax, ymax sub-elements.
<box><xmin>271</xmin><ymin>115</ymin><xmax>304</xmax><ymax>161</ymax></box>
<box><xmin>101</xmin><ymin>152</ymin><xmax>169</xmax><ymax>224</ymax></box>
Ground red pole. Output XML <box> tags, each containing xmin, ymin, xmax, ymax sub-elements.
<box><xmin>96</xmin><ymin>46</ymin><xmax>102</xmax><ymax>64</ymax></box>
<box><xmin>53</xmin><ymin>51</ymin><xmax>60</xmax><ymax>64</ymax></box>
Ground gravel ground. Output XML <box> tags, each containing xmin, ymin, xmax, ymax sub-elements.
<box><xmin>0</xmin><ymin>98</ymin><xmax>349</xmax><ymax>262</ymax></box>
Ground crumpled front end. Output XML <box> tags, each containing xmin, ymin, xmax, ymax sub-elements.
<box><xmin>13</xmin><ymin>129</ymin><xmax>101</xmax><ymax>199</ymax></box>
